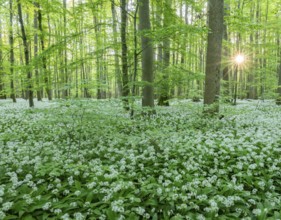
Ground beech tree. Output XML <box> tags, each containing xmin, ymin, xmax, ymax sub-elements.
<box><xmin>203</xmin><ymin>0</ymin><xmax>224</xmax><ymax>114</ymax></box>
<box><xmin>9</xmin><ymin>0</ymin><xmax>16</xmax><ymax>102</ymax></box>
<box><xmin>17</xmin><ymin>0</ymin><xmax>34</xmax><ymax>107</ymax></box>
<box><xmin>120</xmin><ymin>0</ymin><xmax>129</xmax><ymax>110</ymax></box>
<box><xmin>139</xmin><ymin>0</ymin><xmax>154</xmax><ymax>109</ymax></box>
<box><xmin>0</xmin><ymin>0</ymin><xmax>279</xmax><ymax>105</ymax></box>
<box><xmin>0</xmin><ymin>18</ymin><xmax>5</xmax><ymax>99</ymax></box>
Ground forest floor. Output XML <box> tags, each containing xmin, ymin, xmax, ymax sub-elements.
<box><xmin>0</xmin><ymin>98</ymin><xmax>281</xmax><ymax>220</ymax></box>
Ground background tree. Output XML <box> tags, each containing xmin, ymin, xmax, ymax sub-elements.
<box><xmin>17</xmin><ymin>0</ymin><xmax>34</xmax><ymax>107</ymax></box>
<box><xmin>157</xmin><ymin>0</ymin><xmax>171</xmax><ymax>106</ymax></box>
<box><xmin>9</xmin><ymin>0</ymin><xmax>16</xmax><ymax>102</ymax></box>
<box><xmin>0</xmin><ymin>18</ymin><xmax>5</xmax><ymax>99</ymax></box>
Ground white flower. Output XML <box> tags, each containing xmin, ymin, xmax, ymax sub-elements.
<box><xmin>0</xmin><ymin>211</ymin><xmax>6</xmax><ymax>220</ymax></box>
<box><xmin>42</xmin><ymin>202</ymin><xmax>52</xmax><ymax>210</ymax></box>
<box><xmin>73</xmin><ymin>212</ymin><xmax>85</xmax><ymax>220</ymax></box>
<box><xmin>74</xmin><ymin>190</ymin><xmax>81</xmax><ymax>196</ymax></box>
<box><xmin>111</xmin><ymin>199</ymin><xmax>124</xmax><ymax>213</ymax></box>
<box><xmin>87</xmin><ymin>182</ymin><xmax>96</xmax><ymax>189</ymax></box>
<box><xmin>2</xmin><ymin>202</ymin><xmax>13</xmax><ymax>211</ymax></box>
<box><xmin>61</xmin><ymin>213</ymin><xmax>70</xmax><ymax>220</ymax></box>
<box><xmin>135</xmin><ymin>207</ymin><xmax>145</xmax><ymax>215</ymax></box>
<box><xmin>252</xmin><ymin>209</ymin><xmax>262</xmax><ymax>216</ymax></box>
<box><xmin>54</xmin><ymin>209</ymin><xmax>62</xmax><ymax>214</ymax></box>
<box><xmin>70</xmin><ymin>202</ymin><xmax>77</xmax><ymax>207</ymax></box>
<box><xmin>0</xmin><ymin>187</ymin><xmax>4</xmax><ymax>197</ymax></box>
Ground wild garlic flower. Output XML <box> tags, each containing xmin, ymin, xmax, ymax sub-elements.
<box><xmin>252</xmin><ymin>209</ymin><xmax>262</xmax><ymax>216</ymax></box>
<box><xmin>73</xmin><ymin>212</ymin><xmax>85</xmax><ymax>220</ymax></box>
<box><xmin>42</xmin><ymin>202</ymin><xmax>52</xmax><ymax>210</ymax></box>
<box><xmin>2</xmin><ymin>202</ymin><xmax>13</xmax><ymax>211</ymax></box>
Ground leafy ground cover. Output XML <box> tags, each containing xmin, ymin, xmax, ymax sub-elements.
<box><xmin>0</xmin><ymin>99</ymin><xmax>281</xmax><ymax>220</ymax></box>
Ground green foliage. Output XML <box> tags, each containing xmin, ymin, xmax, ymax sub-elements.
<box><xmin>0</xmin><ymin>99</ymin><xmax>281</xmax><ymax>219</ymax></box>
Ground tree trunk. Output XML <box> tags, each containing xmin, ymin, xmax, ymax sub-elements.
<box><xmin>9</xmin><ymin>0</ymin><xmax>16</xmax><ymax>102</ymax></box>
<box><xmin>37</xmin><ymin>3</ymin><xmax>52</xmax><ymax>100</ymax></box>
<box><xmin>222</xmin><ymin>3</ymin><xmax>230</xmax><ymax>100</ymax></box>
<box><xmin>158</xmin><ymin>0</ymin><xmax>171</xmax><ymax>106</ymax></box>
<box><xmin>111</xmin><ymin>0</ymin><xmax>122</xmax><ymax>98</ymax></box>
<box><xmin>0</xmin><ymin>19</ymin><xmax>6</xmax><ymax>99</ymax></box>
<box><xmin>33</xmin><ymin>2</ymin><xmax>42</xmax><ymax>101</ymax></box>
<box><xmin>17</xmin><ymin>0</ymin><xmax>34</xmax><ymax>107</ymax></box>
<box><xmin>277</xmin><ymin>36</ymin><xmax>281</xmax><ymax>105</ymax></box>
<box><xmin>120</xmin><ymin>0</ymin><xmax>130</xmax><ymax>110</ymax></box>
<box><xmin>63</xmin><ymin>0</ymin><xmax>68</xmax><ymax>98</ymax></box>
<box><xmin>139</xmin><ymin>0</ymin><xmax>154</xmax><ymax>109</ymax></box>
<box><xmin>203</xmin><ymin>0</ymin><xmax>224</xmax><ymax>114</ymax></box>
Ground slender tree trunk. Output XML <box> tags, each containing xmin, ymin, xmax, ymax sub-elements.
<box><xmin>203</xmin><ymin>0</ymin><xmax>224</xmax><ymax>114</ymax></box>
<box><xmin>139</xmin><ymin>0</ymin><xmax>154</xmax><ymax>109</ymax></box>
<box><xmin>17</xmin><ymin>0</ymin><xmax>34</xmax><ymax>107</ymax></box>
<box><xmin>130</xmin><ymin>2</ymin><xmax>139</xmax><ymax>117</ymax></box>
<box><xmin>9</xmin><ymin>0</ymin><xmax>16</xmax><ymax>102</ymax></box>
<box><xmin>260</xmin><ymin>0</ymin><xmax>269</xmax><ymax>100</ymax></box>
<box><xmin>111</xmin><ymin>0</ymin><xmax>122</xmax><ymax>98</ymax></box>
<box><xmin>222</xmin><ymin>3</ymin><xmax>230</xmax><ymax>100</ymax></box>
<box><xmin>0</xmin><ymin>19</ymin><xmax>6</xmax><ymax>99</ymax></box>
<box><xmin>63</xmin><ymin>0</ymin><xmax>68</xmax><ymax>98</ymax></box>
<box><xmin>120</xmin><ymin>0</ymin><xmax>130</xmax><ymax>110</ymax></box>
<box><xmin>277</xmin><ymin>36</ymin><xmax>281</xmax><ymax>104</ymax></box>
<box><xmin>37</xmin><ymin>3</ymin><xmax>52</xmax><ymax>100</ymax></box>
<box><xmin>33</xmin><ymin>2</ymin><xmax>42</xmax><ymax>101</ymax></box>
<box><xmin>158</xmin><ymin>0</ymin><xmax>171</xmax><ymax>106</ymax></box>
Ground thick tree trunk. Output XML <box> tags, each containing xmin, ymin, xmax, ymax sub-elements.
<box><xmin>17</xmin><ymin>0</ymin><xmax>34</xmax><ymax>107</ymax></box>
<box><xmin>139</xmin><ymin>0</ymin><xmax>154</xmax><ymax>109</ymax></box>
<box><xmin>203</xmin><ymin>0</ymin><xmax>224</xmax><ymax>114</ymax></box>
<box><xmin>120</xmin><ymin>0</ymin><xmax>130</xmax><ymax>110</ymax></box>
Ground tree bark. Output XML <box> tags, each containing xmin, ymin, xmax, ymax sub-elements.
<box><xmin>139</xmin><ymin>0</ymin><xmax>155</xmax><ymax>109</ymax></box>
<box><xmin>63</xmin><ymin>0</ymin><xmax>68</xmax><ymax>98</ymax></box>
<box><xmin>9</xmin><ymin>0</ymin><xmax>16</xmax><ymax>102</ymax></box>
<box><xmin>37</xmin><ymin>2</ymin><xmax>52</xmax><ymax>100</ymax></box>
<box><xmin>0</xmin><ymin>19</ymin><xmax>6</xmax><ymax>99</ymax></box>
<box><xmin>158</xmin><ymin>0</ymin><xmax>171</xmax><ymax>106</ymax></box>
<box><xmin>33</xmin><ymin>2</ymin><xmax>42</xmax><ymax>101</ymax></box>
<box><xmin>203</xmin><ymin>0</ymin><xmax>224</xmax><ymax>114</ymax></box>
<box><xmin>17</xmin><ymin>0</ymin><xmax>34</xmax><ymax>107</ymax></box>
<box><xmin>222</xmin><ymin>3</ymin><xmax>230</xmax><ymax>100</ymax></box>
<box><xmin>277</xmin><ymin>36</ymin><xmax>281</xmax><ymax>104</ymax></box>
<box><xmin>111</xmin><ymin>0</ymin><xmax>122</xmax><ymax>98</ymax></box>
<box><xmin>120</xmin><ymin>0</ymin><xmax>130</xmax><ymax>110</ymax></box>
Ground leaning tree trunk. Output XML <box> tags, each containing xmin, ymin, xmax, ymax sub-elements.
<box><xmin>203</xmin><ymin>0</ymin><xmax>224</xmax><ymax>114</ymax></box>
<box><xmin>139</xmin><ymin>0</ymin><xmax>155</xmax><ymax>109</ymax></box>
<box><xmin>17</xmin><ymin>0</ymin><xmax>34</xmax><ymax>107</ymax></box>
